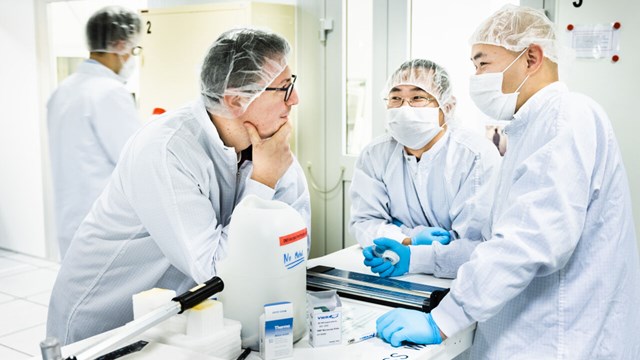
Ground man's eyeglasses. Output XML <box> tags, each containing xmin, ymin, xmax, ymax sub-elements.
<box><xmin>384</xmin><ymin>95</ymin><xmax>436</xmax><ymax>108</ymax></box>
<box><xmin>131</xmin><ymin>46</ymin><xmax>143</xmax><ymax>56</ymax></box>
<box><xmin>264</xmin><ymin>75</ymin><xmax>297</xmax><ymax>102</ymax></box>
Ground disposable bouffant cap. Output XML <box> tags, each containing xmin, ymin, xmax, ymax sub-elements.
<box><xmin>86</xmin><ymin>5</ymin><xmax>141</xmax><ymax>54</ymax></box>
<box><xmin>200</xmin><ymin>28</ymin><xmax>290</xmax><ymax>118</ymax></box>
<box><xmin>470</xmin><ymin>4</ymin><xmax>559</xmax><ymax>63</ymax></box>
<box><xmin>382</xmin><ymin>59</ymin><xmax>457</xmax><ymax>120</ymax></box>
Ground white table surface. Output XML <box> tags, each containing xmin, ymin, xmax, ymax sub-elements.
<box><xmin>45</xmin><ymin>246</ymin><xmax>474</xmax><ymax>360</ymax></box>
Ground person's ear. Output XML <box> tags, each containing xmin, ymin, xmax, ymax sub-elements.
<box><xmin>112</xmin><ymin>39</ymin><xmax>128</xmax><ymax>54</ymax></box>
<box><xmin>223</xmin><ymin>95</ymin><xmax>245</xmax><ymax>118</ymax></box>
<box><xmin>525</xmin><ymin>44</ymin><xmax>544</xmax><ymax>74</ymax></box>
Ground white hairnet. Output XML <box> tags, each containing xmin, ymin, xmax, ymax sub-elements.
<box><xmin>382</xmin><ymin>59</ymin><xmax>457</xmax><ymax>120</ymax></box>
<box><xmin>200</xmin><ymin>28</ymin><xmax>290</xmax><ymax>118</ymax></box>
<box><xmin>470</xmin><ymin>4</ymin><xmax>558</xmax><ymax>63</ymax></box>
<box><xmin>86</xmin><ymin>6</ymin><xmax>142</xmax><ymax>54</ymax></box>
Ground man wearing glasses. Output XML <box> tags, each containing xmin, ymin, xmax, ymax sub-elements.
<box><xmin>47</xmin><ymin>6</ymin><xmax>142</xmax><ymax>259</ymax></box>
<box><xmin>47</xmin><ymin>28</ymin><xmax>310</xmax><ymax>345</ymax></box>
<box><xmin>352</xmin><ymin>59</ymin><xmax>501</xmax><ymax>279</ymax></box>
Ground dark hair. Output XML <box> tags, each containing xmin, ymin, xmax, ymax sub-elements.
<box><xmin>86</xmin><ymin>6</ymin><xmax>142</xmax><ymax>52</ymax></box>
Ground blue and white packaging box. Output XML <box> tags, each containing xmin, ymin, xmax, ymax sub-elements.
<box><xmin>307</xmin><ymin>290</ymin><xmax>342</xmax><ymax>347</ymax></box>
<box><xmin>259</xmin><ymin>301</ymin><xmax>293</xmax><ymax>360</ymax></box>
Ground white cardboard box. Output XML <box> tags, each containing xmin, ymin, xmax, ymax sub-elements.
<box><xmin>259</xmin><ymin>302</ymin><xmax>293</xmax><ymax>360</ymax></box>
<box><xmin>307</xmin><ymin>294</ymin><xmax>342</xmax><ymax>347</ymax></box>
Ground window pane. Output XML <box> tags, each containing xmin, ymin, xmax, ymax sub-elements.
<box><xmin>345</xmin><ymin>0</ymin><xmax>373</xmax><ymax>155</ymax></box>
<box><xmin>410</xmin><ymin>0</ymin><xmax>519</xmax><ymax>133</ymax></box>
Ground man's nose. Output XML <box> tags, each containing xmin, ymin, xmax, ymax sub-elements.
<box><xmin>286</xmin><ymin>88</ymin><xmax>299</xmax><ymax>106</ymax></box>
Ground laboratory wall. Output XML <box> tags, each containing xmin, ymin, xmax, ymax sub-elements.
<box><xmin>2</xmin><ymin>0</ymin><xmax>639</xmax><ymax>261</ymax></box>
<box><xmin>0</xmin><ymin>0</ymin><xmax>52</xmax><ymax>258</ymax></box>
<box><xmin>149</xmin><ymin>0</ymin><xmax>295</xmax><ymax>5</ymax></box>
<box><xmin>0</xmin><ymin>0</ymin><xmax>296</xmax><ymax>260</ymax></box>
<box><xmin>556</xmin><ymin>0</ymin><xmax>640</xmax><ymax>252</ymax></box>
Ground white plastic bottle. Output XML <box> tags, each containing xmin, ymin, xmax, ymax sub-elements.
<box><xmin>216</xmin><ymin>195</ymin><xmax>308</xmax><ymax>350</ymax></box>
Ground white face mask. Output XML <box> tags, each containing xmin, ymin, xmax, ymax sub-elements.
<box><xmin>385</xmin><ymin>106</ymin><xmax>444</xmax><ymax>150</ymax></box>
<box><xmin>469</xmin><ymin>48</ymin><xmax>530</xmax><ymax>120</ymax></box>
<box><xmin>118</xmin><ymin>55</ymin><xmax>136</xmax><ymax>81</ymax></box>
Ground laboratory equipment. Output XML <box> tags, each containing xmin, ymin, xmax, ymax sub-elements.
<box><xmin>217</xmin><ymin>195</ymin><xmax>308</xmax><ymax>350</ymax></box>
<box><xmin>307</xmin><ymin>266</ymin><xmax>446</xmax><ymax>312</ymax></box>
<box><xmin>373</xmin><ymin>245</ymin><xmax>400</xmax><ymax>265</ymax></box>
<box><xmin>61</xmin><ymin>276</ymin><xmax>224</xmax><ymax>360</ymax></box>
<box><xmin>40</xmin><ymin>337</ymin><xmax>62</xmax><ymax>360</ymax></box>
<box><xmin>346</xmin><ymin>331</ymin><xmax>376</xmax><ymax>345</ymax></box>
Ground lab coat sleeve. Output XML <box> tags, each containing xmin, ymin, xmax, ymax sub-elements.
<box><xmin>447</xmin><ymin>145</ymin><xmax>501</xmax><ymax>241</ymax></box>
<box><xmin>127</xmin><ymin>142</ymin><xmax>223</xmax><ymax>284</ymax></box>
<box><xmin>409</xmin><ymin>238</ymin><xmax>482</xmax><ymax>279</ymax></box>
<box><xmin>92</xmin><ymin>87</ymin><xmax>140</xmax><ymax>164</ymax></box>
<box><xmin>431</xmin><ymin>108</ymin><xmax>595</xmax><ymax>337</ymax></box>
<box><xmin>410</xmin><ymin>145</ymin><xmax>502</xmax><ymax>278</ymax></box>
<box><xmin>349</xmin><ymin>150</ymin><xmax>407</xmax><ymax>248</ymax></box>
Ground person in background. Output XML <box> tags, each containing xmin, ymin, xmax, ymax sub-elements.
<box><xmin>47</xmin><ymin>28</ymin><xmax>310</xmax><ymax>345</ymax></box>
<box><xmin>373</xmin><ymin>5</ymin><xmax>640</xmax><ymax>359</ymax></box>
<box><xmin>352</xmin><ymin>59</ymin><xmax>501</xmax><ymax>279</ymax></box>
<box><xmin>47</xmin><ymin>6</ymin><xmax>142</xmax><ymax>259</ymax></box>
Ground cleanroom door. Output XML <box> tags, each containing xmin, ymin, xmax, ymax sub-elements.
<box><xmin>320</xmin><ymin>0</ymin><xmax>409</xmax><ymax>254</ymax></box>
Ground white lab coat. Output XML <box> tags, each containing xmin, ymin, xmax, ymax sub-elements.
<box><xmin>432</xmin><ymin>82</ymin><xmax>640</xmax><ymax>359</ymax></box>
<box><xmin>47</xmin><ymin>59</ymin><xmax>140</xmax><ymax>258</ymax></box>
<box><xmin>46</xmin><ymin>98</ymin><xmax>311</xmax><ymax>345</ymax></box>
<box><xmin>350</xmin><ymin>130</ymin><xmax>501</xmax><ymax>278</ymax></box>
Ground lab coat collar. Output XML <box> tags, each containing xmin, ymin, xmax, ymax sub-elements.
<box><xmin>191</xmin><ymin>97</ymin><xmax>238</xmax><ymax>163</ymax></box>
<box><xmin>507</xmin><ymin>81</ymin><xmax>568</xmax><ymax>134</ymax></box>
<box><xmin>402</xmin><ymin>130</ymin><xmax>450</xmax><ymax>163</ymax></box>
<box><xmin>78</xmin><ymin>59</ymin><xmax>125</xmax><ymax>83</ymax></box>
<box><xmin>192</xmin><ymin>97</ymin><xmax>225</xmax><ymax>147</ymax></box>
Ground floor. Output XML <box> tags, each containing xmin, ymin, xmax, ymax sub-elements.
<box><xmin>0</xmin><ymin>248</ymin><xmax>60</xmax><ymax>359</ymax></box>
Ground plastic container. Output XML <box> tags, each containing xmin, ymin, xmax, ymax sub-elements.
<box><xmin>143</xmin><ymin>318</ymin><xmax>242</xmax><ymax>360</ymax></box>
<box><xmin>216</xmin><ymin>195</ymin><xmax>308</xmax><ymax>350</ymax></box>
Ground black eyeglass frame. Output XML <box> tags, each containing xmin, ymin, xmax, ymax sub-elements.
<box><xmin>264</xmin><ymin>74</ymin><xmax>297</xmax><ymax>102</ymax></box>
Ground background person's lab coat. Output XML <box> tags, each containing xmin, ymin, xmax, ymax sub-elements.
<box><xmin>350</xmin><ymin>129</ymin><xmax>501</xmax><ymax>278</ymax></box>
<box><xmin>46</xmin><ymin>98</ymin><xmax>311</xmax><ymax>345</ymax></box>
<box><xmin>47</xmin><ymin>59</ymin><xmax>140</xmax><ymax>258</ymax></box>
<box><xmin>432</xmin><ymin>82</ymin><xmax>640</xmax><ymax>359</ymax></box>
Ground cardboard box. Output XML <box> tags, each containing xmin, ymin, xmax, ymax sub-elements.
<box><xmin>259</xmin><ymin>302</ymin><xmax>293</xmax><ymax>359</ymax></box>
<box><xmin>307</xmin><ymin>291</ymin><xmax>342</xmax><ymax>347</ymax></box>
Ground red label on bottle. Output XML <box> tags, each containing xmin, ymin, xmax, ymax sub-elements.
<box><xmin>279</xmin><ymin>228</ymin><xmax>307</xmax><ymax>246</ymax></box>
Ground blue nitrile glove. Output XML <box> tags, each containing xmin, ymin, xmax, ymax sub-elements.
<box><xmin>376</xmin><ymin>309</ymin><xmax>442</xmax><ymax>347</ymax></box>
<box><xmin>363</xmin><ymin>245</ymin><xmax>391</xmax><ymax>273</ymax></box>
<box><xmin>391</xmin><ymin>218</ymin><xmax>404</xmax><ymax>227</ymax></box>
<box><xmin>367</xmin><ymin>238</ymin><xmax>410</xmax><ymax>277</ymax></box>
<box><xmin>411</xmin><ymin>227</ymin><xmax>451</xmax><ymax>246</ymax></box>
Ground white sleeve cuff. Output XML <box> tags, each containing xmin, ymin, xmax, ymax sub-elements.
<box><xmin>408</xmin><ymin>245</ymin><xmax>435</xmax><ymax>274</ymax></box>
<box><xmin>430</xmin><ymin>291</ymin><xmax>476</xmax><ymax>337</ymax></box>
<box><xmin>245</xmin><ymin>178</ymin><xmax>276</xmax><ymax>200</ymax></box>
<box><xmin>375</xmin><ymin>223</ymin><xmax>408</xmax><ymax>243</ymax></box>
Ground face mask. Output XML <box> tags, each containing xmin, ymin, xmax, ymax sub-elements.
<box><xmin>385</xmin><ymin>106</ymin><xmax>444</xmax><ymax>150</ymax></box>
<box><xmin>469</xmin><ymin>48</ymin><xmax>530</xmax><ymax>120</ymax></box>
<box><xmin>118</xmin><ymin>55</ymin><xmax>136</xmax><ymax>81</ymax></box>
